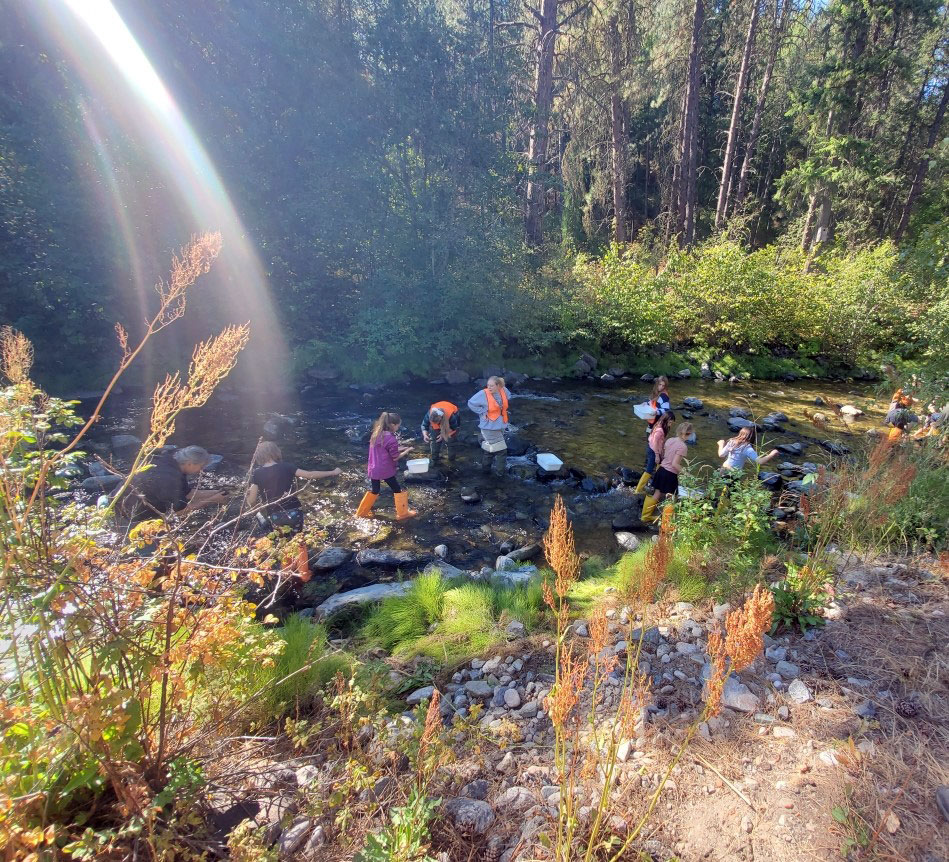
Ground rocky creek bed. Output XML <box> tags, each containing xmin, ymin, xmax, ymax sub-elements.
<box><xmin>71</xmin><ymin>371</ymin><xmax>887</xmax><ymax>604</ymax></box>
<box><xmin>203</xmin><ymin>548</ymin><xmax>948</xmax><ymax>862</ymax></box>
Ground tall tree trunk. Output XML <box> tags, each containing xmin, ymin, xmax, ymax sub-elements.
<box><xmin>895</xmin><ymin>80</ymin><xmax>949</xmax><ymax>241</ymax></box>
<box><xmin>715</xmin><ymin>0</ymin><xmax>759</xmax><ymax>228</ymax></box>
<box><xmin>735</xmin><ymin>0</ymin><xmax>790</xmax><ymax>211</ymax></box>
<box><xmin>524</xmin><ymin>0</ymin><xmax>559</xmax><ymax>246</ymax></box>
<box><xmin>608</xmin><ymin>11</ymin><xmax>628</xmax><ymax>244</ymax></box>
<box><xmin>677</xmin><ymin>0</ymin><xmax>704</xmax><ymax>247</ymax></box>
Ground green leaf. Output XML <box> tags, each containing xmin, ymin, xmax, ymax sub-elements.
<box><xmin>831</xmin><ymin>806</ymin><xmax>849</xmax><ymax>824</ymax></box>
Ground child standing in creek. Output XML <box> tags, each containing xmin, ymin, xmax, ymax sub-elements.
<box><xmin>356</xmin><ymin>411</ymin><xmax>417</xmax><ymax>520</ymax></box>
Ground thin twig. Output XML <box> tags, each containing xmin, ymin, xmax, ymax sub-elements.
<box><xmin>692</xmin><ymin>751</ymin><xmax>755</xmax><ymax>809</ymax></box>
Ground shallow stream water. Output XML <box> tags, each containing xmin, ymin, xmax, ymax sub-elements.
<box><xmin>85</xmin><ymin>375</ymin><xmax>887</xmax><ymax>596</ymax></box>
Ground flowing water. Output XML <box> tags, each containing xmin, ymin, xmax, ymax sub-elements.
<box><xmin>85</xmin><ymin>376</ymin><xmax>887</xmax><ymax>596</ymax></box>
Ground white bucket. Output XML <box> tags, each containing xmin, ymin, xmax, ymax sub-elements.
<box><xmin>634</xmin><ymin>402</ymin><xmax>658</xmax><ymax>421</ymax></box>
<box><xmin>536</xmin><ymin>453</ymin><xmax>564</xmax><ymax>472</ymax></box>
<box><xmin>406</xmin><ymin>458</ymin><xmax>430</xmax><ymax>474</ymax></box>
<box><xmin>481</xmin><ymin>439</ymin><xmax>507</xmax><ymax>453</ymax></box>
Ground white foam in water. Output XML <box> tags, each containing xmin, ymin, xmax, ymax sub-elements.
<box><xmin>512</xmin><ymin>391</ymin><xmax>561</xmax><ymax>402</ymax></box>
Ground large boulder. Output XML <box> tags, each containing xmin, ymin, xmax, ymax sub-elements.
<box><xmin>580</xmin><ymin>352</ymin><xmax>598</xmax><ymax>370</ymax></box>
<box><xmin>355</xmin><ymin>549</ymin><xmax>430</xmax><ymax>568</ymax></box>
<box><xmin>81</xmin><ymin>474</ymin><xmax>122</xmax><ymax>491</ymax></box>
<box><xmin>314</xmin><ymin>581</ymin><xmax>413</xmax><ymax>618</ymax></box>
<box><xmin>777</xmin><ymin>442</ymin><xmax>803</xmax><ymax>456</ymax></box>
<box><xmin>573</xmin><ymin>359</ymin><xmax>593</xmax><ymax>375</ymax></box>
<box><xmin>444</xmin><ymin>369</ymin><xmax>470</xmax><ymax>385</ymax></box>
<box><xmin>676</xmin><ymin>368</ymin><xmax>691</xmax><ymax>379</ymax></box>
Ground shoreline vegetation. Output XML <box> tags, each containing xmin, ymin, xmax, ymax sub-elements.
<box><xmin>1</xmin><ymin>237</ymin><xmax>946</xmax><ymax>861</ymax></box>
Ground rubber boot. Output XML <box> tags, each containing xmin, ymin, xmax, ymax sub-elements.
<box><xmin>495</xmin><ymin>453</ymin><xmax>507</xmax><ymax>476</ymax></box>
<box><xmin>635</xmin><ymin>471</ymin><xmax>652</xmax><ymax>494</ymax></box>
<box><xmin>641</xmin><ymin>495</ymin><xmax>659</xmax><ymax>524</ymax></box>
<box><xmin>481</xmin><ymin>451</ymin><xmax>495</xmax><ymax>474</ymax></box>
<box><xmin>394</xmin><ymin>491</ymin><xmax>417</xmax><ymax>520</ymax></box>
<box><xmin>355</xmin><ymin>491</ymin><xmax>378</xmax><ymax>518</ymax></box>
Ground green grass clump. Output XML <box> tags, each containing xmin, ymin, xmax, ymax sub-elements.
<box><xmin>261</xmin><ymin>615</ymin><xmax>352</xmax><ymax>713</ymax></box>
<box><xmin>361</xmin><ymin>570</ymin><xmax>549</xmax><ymax>664</ymax></box>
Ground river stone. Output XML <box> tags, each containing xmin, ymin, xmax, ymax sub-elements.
<box><xmin>600</xmin><ymin>373</ymin><xmax>616</xmax><ymax>383</ymax></box>
<box><xmin>729</xmin><ymin>407</ymin><xmax>752</xmax><ymax>418</ymax></box>
<box><xmin>727</xmin><ymin>417</ymin><xmax>756</xmax><ymax>432</ymax></box>
<box><xmin>355</xmin><ymin>549</ymin><xmax>429</xmax><ymax>568</ymax></box>
<box><xmin>820</xmin><ymin>440</ymin><xmax>850</xmax><ymax>456</ymax></box>
<box><xmin>612</xmin><ymin>512</ymin><xmax>638</xmax><ymax>531</ymax></box>
<box><xmin>777</xmin><ymin>442</ymin><xmax>803</xmax><ymax>456</ymax></box>
<box><xmin>775</xmin><ymin>660</ymin><xmax>800</xmax><ymax>679</ymax></box>
<box><xmin>640</xmin><ymin>373</ymin><xmax>655</xmax><ymax>382</ymax></box>
<box><xmin>608</xmin><ymin>366</ymin><xmax>626</xmax><ymax>377</ymax></box>
<box><xmin>496</xmin><ymin>786</ymin><xmax>534</xmax><ymax>811</ymax></box>
<box><xmin>464</xmin><ymin>679</ymin><xmax>493</xmax><ymax>699</ymax></box>
<box><xmin>579</xmin><ymin>352</ymin><xmax>597</xmax><ymax>370</ymax></box>
<box><xmin>759</xmin><ymin>472</ymin><xmax>782</xmax><ymax>489</ymax></box>
<box><xmin>765</xmin><ymin>412</ymin><xmax>789</xmax><ymax>423</ymax></box>
<box><xmin>788</xmin><ymin>679</ymin><xmax>811</xmax><ymax>703</ymax></box>
<box><xmin>505</xmin><ymin>435</ymin><xmax>532</xmax><ymax>457</ymax></box>
<box><xmin>434</xmin><ymin>544</ymin><xmax>449</xmax><ymax>560</ymax></box>
<box><xmin>311</xmin><ymin>547</ymin><xmax>353</xmax><ymax>571</ymax></box>
<box><xmin>504</xmin><ymin>689</ymin><xmax>521</xmax><ymax>709</ymax></box>
<box><xmin>443</xmin><ymin>798</ymin><xmax>495</xmax><ymax>835</ymax></box>
<box><xmin>444</xmin><ymin>369</ymin><xmax>470</xmax><ymax>385</ymax></box>
<box><xmin>591</xmin><ymin>491</ymin><xmax>639</xmax><ymax>514</ymax></box>
<box><xmin>81</xmin><ymin>474</ymin><xmax>122</xmax><ymax>491</ymax></box>
<box><xmin>574</xmin><ymin>359</ymin><xmax>593</xmax><ymax>375</ymax></box>
<box><xmin>682</xmin><ymin>397</ymin><xmax>704</xmax><ymax>409</ymax></box>
<box><xmin>505</xmin><ymin>620</ymin><xmax>526</xmax><ymax>639</ymax></box>
<box><xmin>615</xmin><ymin>532</ymin><xmax>640</xmax><ymax>551</ymax></box>
<box><xmin>840</xmin><ymin>405</ymin><xmax>863</xmax><ymax>417</ymax></box>
<box><xmin>110</xmin><ymin>434</ymin><xmax>141</xmax><ymax>457</ymax></box>
<box><xmin>460</xmin><ymin>488</ymin><xmax>481</xmax><ymax>504</ymax></box>
<box><xmin>676</xmin><ymin>368</ymin><xmax>691</xmax><ymax>379</ymax></box>
<box><xmin>492</xmin><ymin>565</ymin><xmax>538</xmax><ymax>586</ymax></box>
<box><xmin>406</xmin><ymin>686</ymin><xmax>435</xmax><ymax>706</ymax></box>
<box><xmin>507</xmin><ymin>543</ymin><xmax>541</xmax><ymax>562</ymax></box>
<box><xmin>701</xmin><ymin>662</ymin><xmax>759</xmax><ymax>712</ymax></box>
<box><xmin>279</xmin><ymin>817</ymin><xmax>312</xmax><ymax>856</ymax></box>
<box><xmin>314</xmin><ymin>582</ymin><xmax>413</xmax><ymax>618</ymax></box>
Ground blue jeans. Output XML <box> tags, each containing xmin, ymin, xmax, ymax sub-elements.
<box><xmin>645</xmin><ymin>441</ymin><xmax>657</xmax><ymax>474</ymax></box>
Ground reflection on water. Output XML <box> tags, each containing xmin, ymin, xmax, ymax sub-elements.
<box><xmin>88</xmin><ymin>376</ymin><xmax>884</xmax><ymax>569</ymax></box>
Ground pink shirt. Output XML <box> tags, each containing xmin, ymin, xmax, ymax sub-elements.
<box><xmin>648</xmin><ymin>425</ymin><xmax>666</xmax><ymax>456</ymax></box>
<box><xmin>660</xmin><ymin>437</ymin><xmax>687</xmax><ymax>474</ymax></box>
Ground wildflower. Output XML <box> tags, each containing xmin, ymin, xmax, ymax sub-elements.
<box><xmin>589</xmin><ymin>605</ymin><xmax>609</xmax><ymax>657</ymax></box>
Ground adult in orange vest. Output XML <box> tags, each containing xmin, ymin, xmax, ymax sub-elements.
<box><xmin>467</xmin><ymin>376</ymin><xmax>512</xmax><ymax>476</ymax></box>
<box><xmin>421</xmin><ymin>401</ymin><xmax>460</xmax><ymax>465</ymax></box>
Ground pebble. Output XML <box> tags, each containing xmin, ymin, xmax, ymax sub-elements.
<box><xmin>741</xmin><ymin>814</ymin><xmax>753</xmax><ymax>834</ymax></box>
<box><xmin>773</xmin><ymin>726</ymin><xmax>796</xmax><ymax>739</ymax></box>
<box><xmin>777</xmin><ymin>706</ymin><xmax>790</xmax><ymax>720</ymax></box>
<box><xmin>504</xmin><ymin>689</ymin><xmax>522</xmax><ymax>709</ymax></box>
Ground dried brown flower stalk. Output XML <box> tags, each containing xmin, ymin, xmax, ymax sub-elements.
<box><xmin>416</xmin><ymin>689</ymin><xmax>443</xmax><ymax>783</ymax></box>
<box><xmin>543</xmin><ymin>495</ymin><xmax>580</xmax><ymax>599</ymax></box>
<box><xmin>706</xmin><ymin>585</ymin><xmax>774</xmax><ymax>718</ymax></box>
<box><xmin>589</xmin><ymin>605</ymin><xmax>609</xmax><ymax>656</ymax></box>
<box><xmin>154</xmin><ymin>232</ymin><xmax>223</xmax><ymax>328</ymax></box>
<box><xmin>0</xmin><ymin>326</ymin><xmax>34</xmax><ymax>385</ymax></box>
<box><xmin>545</xmin><ymin>647</ymin><xmax>586</xmax><ymax>728</ymax></box>
<box><xmin>634</xmin><ymin>503</ymin><xmax>674</xmax><ymax>603</ymax></box>
<box><xmin>145</xmin><ymin>323</ymin><xmax>249</xmax><ymax>451</ymax></box>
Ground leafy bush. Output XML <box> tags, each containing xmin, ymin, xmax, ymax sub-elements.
<box><xmin>770</xmin><ymin>560</ymin><xmax>833</xmax><ymax>633</ymax></box>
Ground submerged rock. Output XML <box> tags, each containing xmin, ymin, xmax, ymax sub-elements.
<box><xmin>777</xmin><ymin>442</ymin><xmax>803</xmax><ymax>456</ymax></box>
<box><xmin>683</xmin><ymin>397</ymin><xmax>704</xmax><ymax>409</ymax></box>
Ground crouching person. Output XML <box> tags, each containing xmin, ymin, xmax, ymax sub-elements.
<box><xmin>245</xmin><ymin>441</ymin><xmax>341</xmax><ymax>534</ymax></box>
<box><xmin>422</xmin><ymin>401</ymin><xmax>460</xmax><ymax>466</ymax></box>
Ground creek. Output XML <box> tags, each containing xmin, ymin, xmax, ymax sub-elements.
<box><xmin>83</xmin><ymin>374</ymin><xmax>887</xmax><ymax>604</ymax></box>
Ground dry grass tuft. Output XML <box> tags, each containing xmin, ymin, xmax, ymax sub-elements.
<box><xmin>0</xmin><ymin>326</ymin><xmax>33</xmax><ymax>384</ymax></box>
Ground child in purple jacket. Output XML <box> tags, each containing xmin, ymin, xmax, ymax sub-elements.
<box><xmin>355</xmin><ymin>411</ymin><xmax>417</xmax><ymax>520</ymax></box>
